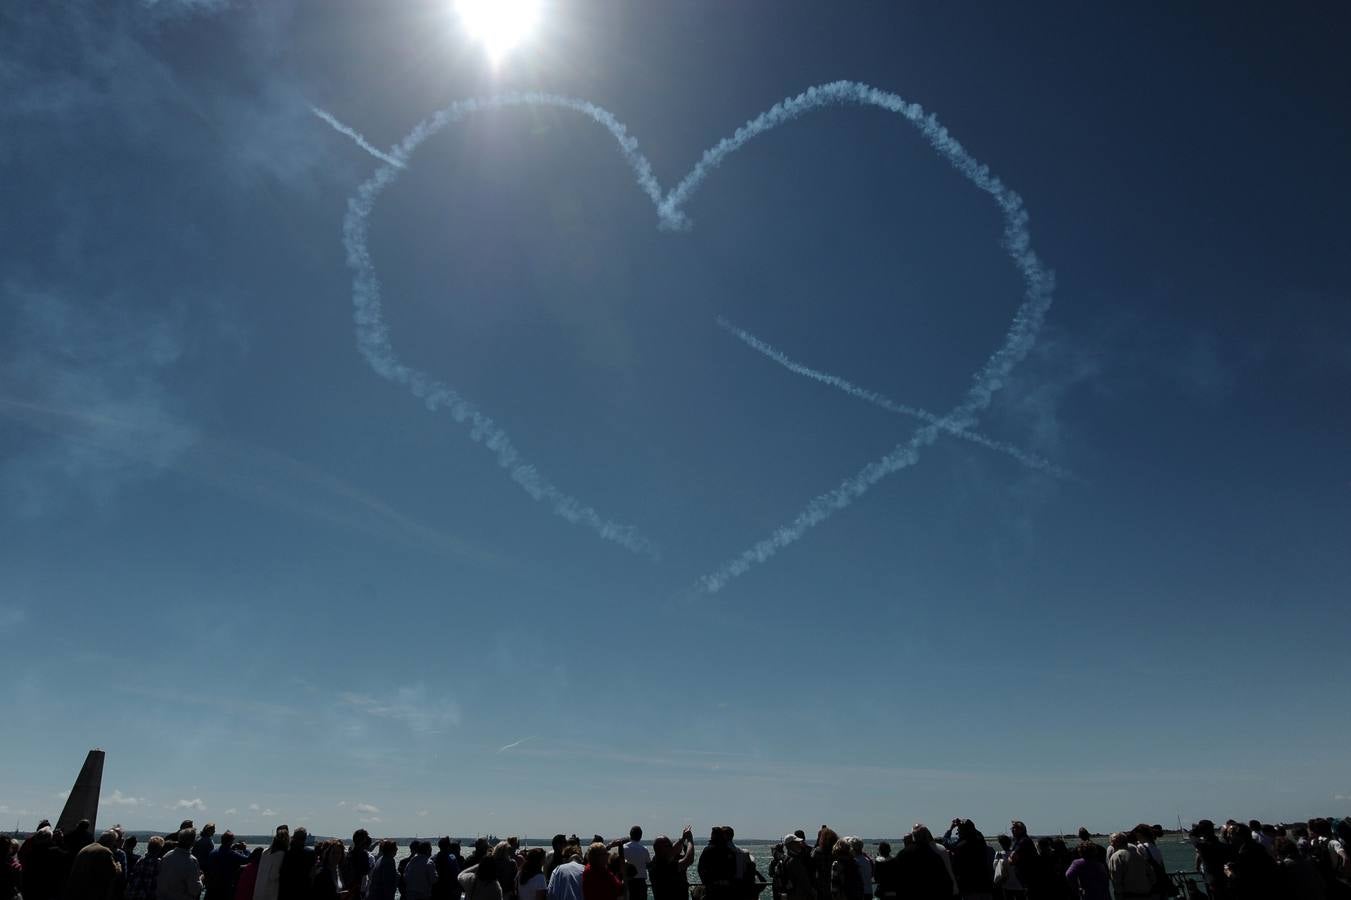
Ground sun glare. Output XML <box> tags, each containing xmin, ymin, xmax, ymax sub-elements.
<box><xmin>455</xmin><ymin>0</ymin><xmax>541</xmax><ymax>64</ymax></box>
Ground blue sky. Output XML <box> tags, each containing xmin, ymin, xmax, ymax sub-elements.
<box><xmin>2</xmin><ymin>1</ymin><xmax>1350</xmax><ymax>838</ymax></box>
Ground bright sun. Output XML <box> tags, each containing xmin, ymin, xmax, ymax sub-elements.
<box><xmin>454</xmin><ymin>0</ymin><xmax>541</xmax><ymax>64</ymax></box>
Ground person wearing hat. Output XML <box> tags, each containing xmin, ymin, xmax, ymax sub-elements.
<box><xmin>776</xmin><ymin>836</ymin><xmax>813</xmax><ymax>900</ymax></box>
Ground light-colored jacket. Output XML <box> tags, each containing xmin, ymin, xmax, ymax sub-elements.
<box><xmin>1108</xmin><ymin>846</ymin><xmax>1155</xmax><ymax>898</ymax></box>
<box><xmin>253</xmin><ymin>851</ymin><xmax>285</xmax><ymax>900</ymax></box>
<box><xmin>158</xmin><ymin>848</ymin><xmax>202</xmax><ymax>900</ymax></box>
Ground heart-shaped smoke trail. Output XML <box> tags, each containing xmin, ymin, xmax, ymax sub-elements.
<box><xmin>317</xmin><ymin>81</ymin><xmax>1055</xmax><ymax>591</ymax></box>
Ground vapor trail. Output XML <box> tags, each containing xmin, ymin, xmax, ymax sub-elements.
<box><xmin>310</xmin><ymin>106</ymin><xmax>406</xmax><ymax>169</ymax></box>
<box><xmin>336</xmin><ymin>95</ymin><xmax>667</xmax><ymax>558</ymax></box>
<box><xmin>497</xmin><ymin>735</ymin><xmax>536</xmax><ymax>753</ymax></box>
<box><xmin>327</xmin><ymin>81</ymin><xmax>1054</xmax><ymax>578</ymax></box>
<box><xmin>715</xmin><ymin>317</ymin><xmax>1073</xmax><ymax>481</ymax></box>
<box><xmin>689</xmin><ymin>82</ymin><xmax>1056</xmax><ymax>592</ymax></box>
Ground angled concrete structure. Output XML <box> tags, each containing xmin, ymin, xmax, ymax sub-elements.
<box><xmin>56</xmin><ymin>749</ymin><xmax>104</xmax><ymax>835</ymax></box>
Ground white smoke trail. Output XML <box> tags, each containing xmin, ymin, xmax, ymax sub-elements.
<box><xmin>334</xmin><ymin>94</ymin><xmax>667</xmax><ymax>558</ymax></box>
<box><xmin>694</xmin><ymin>81</ymin><xmax>1055</xmax><ymax>592</ymax></box>
<box><xmin>310</xmin><ymin>106</ymin><xmax>406</xmax><ymax>169</ymax></box>
<box><xmin>322</xmin><ymin>81</ymin><xmax>1054</xmax><ymax>579</ymax></box>
<box><xmin>715</xmin><ymin>316</ymin><xmax>1074</xmax><ymax>481</ymax></box>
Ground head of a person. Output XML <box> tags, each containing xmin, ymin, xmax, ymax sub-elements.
<box><xmin>565</xmin><ymin>841</ymin><xmax>583</xmax><ymax>862</ymax></box>
<box><xmin>177</xmin><ymin>828</ymin><xmax>197</xmax><ymax>850</ymax></box>
<box><xmin>524</xmin><ymin>848</ymin><xmax>545</xmax><ymax>873</ymax></box>
<box><xmin>1108</xmin><ymin>832</ymin><xmax>1127</xmax><ymax>850</ymax></box>
<box><xmin>98</xmin><ymin>831</ymin><xmax>119</xmax><ymax>850</ymax></box>
<box><xmin>875</xmin><ymin>842</ymin><xmax>890</xmax><ymax>858</ymax></box>
<box><xmin>1333</xmin><ymin>821</ymin><xmax>1351</xmax><ymax>844</ymax></box>
<box><xmin>831</xmin><ymin>839</ymin><xmax>851</xmax><ymax>860</ymax></box>
<box><xmin>248</xmin><ymin>847</ymin><xmax>263</xmax><ymax>865</ymax></box>
<box><xmin>379</xmin><ymin>840</ymin><xmax>398</xmax><ymax>858</ymax></box>
<box><xmin>1274</xmin><ymin>837</ymin><xmax>1298</xmax><ymax>860</ymax></box>
<box><xmin>1248</xmin><ymin>820</ymin><xmax>1262</xmax><ymax>833</ymax></box>
<box><xmin>1228</xmin><ymin>823</ymin><xmax>1252</xmax><ymax>845</ymax></box>
<box><xmin>1193</xmin><ymin>819</ymin><xmax>1217</xmax><ymax>840</ymax></box>
<box><xmin>436</xmin><ymin>837</ymin><xmax>450</xmax><ymax>852</ymax></box>
<box><xmin>586</xmin><ymin>842</ymin><xmax>608</xmax><ymax>868</ymax></box>
<box><xmin>492</xmin><ymin>841</ymin><xmax>510</xmax><ymax>860</ymax></box>
<box><xmin>911</xmin><ymin>826</ymin><xmax>934</xmax><ymax>847</ymax></box>
<box><xmin>652</xmin><ymin>836</ymin><xmax>673</xmax><ymax>860</ymax></box>
<box><xmin>146</xmin><ymin>836</ymin><xmax>166</xmax><ymax>859</ymax></box>
<box><xmin>957</xmin><ymin>820</ymin><xmax>977</xmax><ymax>840</ymax></box>
<box><xmin>817</xmin><ymin>827</ymin><xmax>838</xmax><ymax>851</ymax></box>
<box><xmin>450</xmin><ymin>842</ymin><xmax>462</xmax><ymax>856</ymax></box>
<box><xmin>51</xmin><ymin>829</ymin><xmax>64</xmax><ymax>844</ymax></box>
<box><xmin>220</xmin><ymin>832</ymin><xmax>235</xmax><ymax>851</ymax></box>
<box><xmin>1132</xmin><ymin>825</ymin><xmax>1154</xmax><ymax>844</ymax></box>
<box><xmin>1010</xmin><ymin>821</ymin><xmax>1027</xmax><ymax>840</ymax></box>
<box><xmin>629</xmin><ymin>826</ymin><xmax>643</xmax><ymax>843</ymax></box>
<box><xmin>1077</xmin><ymin>827</ymin><xmax>1091</xmax><ymax>842</ymax></box>
<box><xmin>325</xmin><ymin>842</ymin><xmax>346</xmax><ymax>869</ymax></box>
<box><xmin>723</xmin><ymin>826</ymin><xmax>735</xmax><ymax>843</ymax></box>
<box><xmin>353</xmin><ymin>830</ymin><xmax>371</xmax><ymax>851</ymax></box>
<box><xmin>507</xmin><ymin>837</ymin><xmax>520</xmax><ymax>851</ymax></box>
<box><xmin>269</xmin><ymin>828</ymin><xmax>289</xmax><ymax>854</ymax></box>
<box><xmin>474</xmin><ymin>838</ymin><xmax>490</xmax><ymax>855</ymax></box>
<box><xmin>75</xmin><ymin>820</ymin><xmax>92</xmax><ymax>837</ymax></box>
<box><xmin>125</xmin><ymin>835</ymin><xmax>139</xmax><ymax>852</ymax></box>
<box><xmin>179</xmin><ymin>820</ymin><xmax>194</xmax><ymax>832</ymax></box>
<box><xmin>202</xmin><ymin>824</ymin><xmax>216</xmax><ymax>840</ymax></box>
<box><xmin>291</xmin><ymin>828</ymin><xmax>309</xmax><ymax>851</ymax></box>
<box><xmin>552</xmin><ymin>835</ymin><xmax>567</xmax><ymax>853</ymax></box>
<box><xmin>996</xmin><ymin>834</ymin><xmax>1011</xmax><ymax>851</ymax></box>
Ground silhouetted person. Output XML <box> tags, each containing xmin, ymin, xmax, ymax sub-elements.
<box><xmin>126</xmin><ymin>836</ymin><xmax>166</xmax><ymax>900</ymax></box>
<box><xmin>647</xmin><ymin>830</ymin><xmax>695</xmax><ymax>900</ymax></box>
<box><xmin>1063</xmin><ymin>842</ymin><xmax>1109</xmax><ymax>900</ymax></box>
<box><xmin>433</xmin><ymin>838</ymin><xmax>462</xmax><ymax>900</ymax></box>
<box><xmin>157</xmin><ymin>830</ymin><xmax>201</xmax><ymax>900</ymax></box>
<box><xmin>203</xmin><ymin>833</ymin><xmax>247</xmax><ymax>900</ymax></box>
<box><xmin>66</xmin><ymin>823</ymin><xmax>96</xmax><ymax>856</ymax></box>
<box><xmin>892</xmin><ymin>827</ymin><xmax>950</xmax><ymax>900</ymax></box>
<box><xmin>192</xmin><ymin>829</ymin><xmax>216</xmax><ymax>874</ymax></box>
<box><xmin>367</xmin><ymin>842</ymin><xmax>398</xmax><ymax>900</ymax></box>
<box><xmin>276</xmin><ymin>830</ymin><xmax>313</xmax><ymax>900</ymax></box>
<box><xmin>1225</xmin><ymin>823</ymin><xmax>1278</xmax><ymax>900</ymax></box>
<box><xmin>950</xmin><ymin>820</ymin><xmax>994</xmax><ymax>899</ymax></box>
<box><xmin>62</xmin><ymin>832</ymin><xmax>121</xmax><ymax>900</ymax></box>
<box><xmin>234</xmin><ymin>849</ymin><xmax>263</xmax><ymax>900</ymax></box>
<box><xmin>253</xmin><ymin>829</ymin><xmax>287</xmax><ymax>900</ymax></box>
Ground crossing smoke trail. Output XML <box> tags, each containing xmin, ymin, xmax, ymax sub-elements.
<box><xmin>714</xmin><ymin>317</ymin><xmax>1074</xmax><ymax>481</ymax></box>
<box><xmin>691</xmin><ymin>82</ymin><xmax>1055</xmax><ymax>592</ymax></box>
<box><xmin>310</xmin><ymin>106</ymin><xmax>406</xmax><ymax>170</ymax></box>
<box><xmin>319</xmin><ymin>80</ymin><xmax>1054</xmax><ymax>584</ymax></box>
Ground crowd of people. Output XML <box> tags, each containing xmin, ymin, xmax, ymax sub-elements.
<box><xmin>4</xmin><ymin>815</ymin><xmax>1350</xmax><ymax>900</ymax></box>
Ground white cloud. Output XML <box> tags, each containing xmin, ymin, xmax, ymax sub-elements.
<box><xmin>106</xmin><ymin>789</ymin><xmax>149</xmax><ymax>807</ymax></box>
<box><xmin>175</xmin><ymin>798</ymin><xmax>206</xmax><ymax>811</ymax></box>
<box><xmin>353</xmin><ymin>803</ymin><xmax>379</xmax><ymax>815</ymax></box>
<box><xmin>224</xmin><ymin>808</ymin><xmax>237</xmax><ymax>815</ymax></box>
<box><xmin>55</xmin><ymin>790</ymin><xmax>70</xmax><ymax>800</ymax></box>
<box><xmin>361</xmin><ymin>816</ymin><xmax>382</xmax><ymax>825</ymax></box>
<box><xmin>1335</xmin><ymin>793</ymin><xmax>1349</xmax><ymax>801</ymax></box>
<box><xmin>336</xmin><ymin>801</ymin><xmax>346</xmax><ymax>807</ymax></box>
<box><xmin>248</xmin><ymin>803</ymin><xmax>260</xmax><ymax>811</ymax></box>
<box><xmin>416</xmin><ymin>810</ymin><xmax>429</xmax><ymax>818</ymax></box>
<box><xmin>260</xmin><ymin>808</ymin><xmax>276</xmax><ymax>817</ymax></box>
